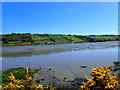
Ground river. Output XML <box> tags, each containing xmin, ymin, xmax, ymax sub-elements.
<box><xmin>2</xmin><ymin>41</ymin><xmax>119</xmax><ymax>86</ymax></box>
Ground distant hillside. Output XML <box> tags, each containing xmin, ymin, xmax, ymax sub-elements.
<box><xmin>1</xmin><ymin>33</ymin><xmax>119</xmax><ymax>46</ymax></box>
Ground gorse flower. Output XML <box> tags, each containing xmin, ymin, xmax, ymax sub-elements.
<box><xmin>2</xmin><ymin>67</ymin><xmax>44</xmax><ymax>90</ymax></box>
<box><xmin>79</xmin><ymin>65</ymin><xmax>118</xmax><ymax>90</ymax></box>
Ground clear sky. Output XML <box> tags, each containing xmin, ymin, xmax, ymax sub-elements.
<box><xmin>2</xmin><ymin>2</ymin><xmax>118</xmax><ymax>35</ymax></box>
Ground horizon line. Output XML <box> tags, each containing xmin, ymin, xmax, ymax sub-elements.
<box><xmin>1</xmin><ymin>33</ymin><xmax>118</xmax><ymax>35</ymax></box>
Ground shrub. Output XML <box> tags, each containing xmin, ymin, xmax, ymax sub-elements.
<box><xmin>79</xmin><ymin>65</ymin><xmax>118</xmax><ymax>90</ymax></box>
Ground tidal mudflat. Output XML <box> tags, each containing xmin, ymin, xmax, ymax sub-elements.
<box><xmin>2</xmin><ymin>41</ymin><xmax>119</xmax><ymax>87</ymax></box>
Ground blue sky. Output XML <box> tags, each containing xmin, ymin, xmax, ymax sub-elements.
<box><xmin>2</xmin><ymin>2</ymin><xmax>118</xmax><ymax>35</ymax></box>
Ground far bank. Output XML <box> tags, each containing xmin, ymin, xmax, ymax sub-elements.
<box><xmin>1</xmin><ymin>33</ymin><xmax>119</xmax><ymax>46</ymax></box>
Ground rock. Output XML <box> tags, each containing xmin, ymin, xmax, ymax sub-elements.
<box><xmin>80</xmin><ymin>66</ymin><xmax>87</xmax><ymax>68</ymax></box>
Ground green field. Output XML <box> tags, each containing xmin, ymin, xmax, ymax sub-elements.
<box><xmin>1</xmin><ymin>33</ymin><xmax>120</xmax><ymax>46</ymax></box>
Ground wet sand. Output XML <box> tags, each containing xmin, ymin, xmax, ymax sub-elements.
<box><xmin>2</xmin><ymin>41</ymin><xmax>118</xmax><ymax>57</ymax></box>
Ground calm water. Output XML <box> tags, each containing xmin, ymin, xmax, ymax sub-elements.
<box><xmin>2</xmin><ymin>41</ymin><xmax>119</xmax><ymax>79</ymax></box>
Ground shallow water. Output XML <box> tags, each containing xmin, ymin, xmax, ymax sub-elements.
<box><xmin>2</xmin><ymin>41</ymin><xmax>119</xmax><ymax>80</ymax></box>
<box><xmin>2</xmin><ymin>41</ymin><xmax>118</xmax><ymax>57</ymax></box>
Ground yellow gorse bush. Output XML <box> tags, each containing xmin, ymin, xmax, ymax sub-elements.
<box><xmin>79</xmin><ymin>65</ymin><xmax>118</xmax><ymax>90</ymax></box>
<box><xmin>2</xmin><ymin>67</ymin><xmax>54</xmax><ymax>90</ymax></box>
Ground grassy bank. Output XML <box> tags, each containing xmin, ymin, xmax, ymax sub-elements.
<box><xmin>1</xmin><ymin>33</ymin><xmax>119</xmax><ymax>46</ymax></box>
<box><xmin>2</xmin><ymin>67</ymin><xmax>38</xmax><ymax>86</ymax></box>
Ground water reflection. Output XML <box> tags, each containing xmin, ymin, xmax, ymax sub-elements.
<box><xmin>2</xmin><ymin>41</ymin><xmax>118</xmax><ymax>58</ymax></box>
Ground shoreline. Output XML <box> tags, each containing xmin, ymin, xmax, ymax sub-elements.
<box><xmin>2</xmin><ymin>41</ymin><xmax>118</xmax><ymax>53</ymax></box>
<box><xmin>2</xmin><ymin>41</ymin><xmax>119</xmax><ymax>58</ymax></box>
<box><xmin>2</xmin><ymin>40</ymin><xmax>119</xmax><ymax>47</ymax></box>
